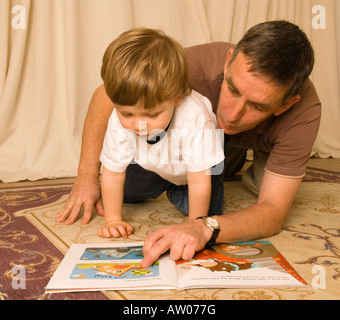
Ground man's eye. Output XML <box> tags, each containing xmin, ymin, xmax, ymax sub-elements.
<box><xmin>228</xmin><ymin>86</ymin><xmax>238</xmax><ymax>95</ymax></box>
<box><xmin>250</xmin><ymin>103</ymin><xmax>263</xmax><ymax>111</ymax></box>
<box><xmin>121</xmin><ymin>112</ymin><xmax>132</xmax><ymax>117</ymax></box>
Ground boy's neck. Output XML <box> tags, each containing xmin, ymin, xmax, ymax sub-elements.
<box><xmin>146</xmin><ymin>120</ymin><xmax>172</xmax><ymax>145</ymax></box>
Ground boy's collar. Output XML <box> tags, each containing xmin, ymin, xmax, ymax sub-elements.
<box><xmin>146</xmin><ymin>120</ymin><xmax>172</xmax><ymax>145</ymax></box>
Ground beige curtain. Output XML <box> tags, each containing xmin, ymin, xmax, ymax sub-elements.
<box><xmin>1</xmin><ymin>0</ymin><xmax>339</xmax><ymax>183</ymax></box>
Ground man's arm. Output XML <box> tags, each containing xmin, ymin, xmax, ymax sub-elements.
<box><xmin>56</xmin><ymin>84</ymin><xmax>114</xmax><ymax>225</ymax></box>
<box><xmin>141</xmin><ymin>171</ymin><xmax>302</xmax><ymax>268</ymax></box>
<box><xmin>215</xmin><ymin>172</ymin><xmax>302</xmax><ymax>242</ymax></box>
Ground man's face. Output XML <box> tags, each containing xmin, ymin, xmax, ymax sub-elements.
<box><xmin>216</xmin><ymin>50</ymin><xmax>295</xmax><ymax>135</ymax></box>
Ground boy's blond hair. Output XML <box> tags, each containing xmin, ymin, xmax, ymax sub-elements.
<box><xmin>101</xmin><ymin>28</ymin><xmax>191</xmax><ymax>109</ymax></box>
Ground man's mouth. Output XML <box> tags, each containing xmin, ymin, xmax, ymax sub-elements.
<box><xmin>219</xmin><ymin>118</ymin><xmax>233</xmax><ymax>130</ymax></box>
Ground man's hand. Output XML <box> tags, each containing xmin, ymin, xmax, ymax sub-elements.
<box><xmin>56</xmin><ymin>85</ymin><xmax>114</xmax><ymax>225</ymax></box>
<box><xmin>140</xmin><ymin>219</ymin><xmax>212</xmax><ymax>268</ymax></box>
<box><xmin>56</xmin><ymin>177</ymin><xmax>104</xmax><ymax>225</ymax></box>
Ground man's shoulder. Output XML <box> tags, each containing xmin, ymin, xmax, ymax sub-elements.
<box><xmin>172</xmin><ymin>91</ymin><xmax>216</xmax><ymax>127</ymax></box>
<box><xmin>185</xmin><ymin>42</ymin><xmax>234</xmax><ymax>68</ymax></box>
<box><xmin>278</xmin><ymin>78</ymin><xmax>321</xmax><ymax>126</ymax></box>
<box><xmin>185</xmin><ymin>42</ymin><xmax>233</xmax><ymax>111</ymax></box>
<box><xmin>185</xmin><ymin>42</ymin><xmax>235</xmax><ymax>55</ymax></box>
<box><xmin>178</xmin><ymin>90</ymin><xmax>213</xmax><ymax>115</ymax></box>
<box><xmin>299</xmin><ymin>78</ymin><xmax>321</xmax><ymax>111</ymax></box>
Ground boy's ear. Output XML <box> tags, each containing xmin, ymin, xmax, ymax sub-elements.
<box><xmin>174</xmin><ymin>94</ymin><xmax>183</xmax><ymax>106</ymax></box>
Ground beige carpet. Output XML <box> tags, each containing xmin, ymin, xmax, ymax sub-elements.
<box><xmin>7</xmin><ymin>173</ymin><xmax>340</xmax><ymax>300</ymax></box>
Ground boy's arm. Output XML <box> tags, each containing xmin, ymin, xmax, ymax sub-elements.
<box><xmin>98</xmin><ymin>167</ymin><xmax>133</xmax><ymax>238</ymax></box>
<box><xmin>187</xmin><ymin>170</ymin><xmax>212</xmax><ymax>220</ymax></box>
<box><xmin>56</xmin><ymin>85</ymin><xmax>114</xmax><ymax>225</ymax></box>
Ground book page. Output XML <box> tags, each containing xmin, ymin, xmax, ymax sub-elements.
<box><xmin>45</xmin><ymin>242</ymin><xmax>177</xmax><ymax>293</ymax></box>
<box><xmin>176</xmin><ymin>241</ymin><xmax>307</xmax><ymax>289</ymax></box>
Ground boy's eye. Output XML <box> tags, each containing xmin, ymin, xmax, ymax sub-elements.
<box><xmin>147</xmin><ymin>113</ymin><xmax>160</xmax><ymax>118</ymax></box>
<box><xmin>121</xmin><ymin>112</ymin><xmax>132</xmax><ymax>117</ymax></box>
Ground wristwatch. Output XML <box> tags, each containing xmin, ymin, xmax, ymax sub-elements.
<box><xmin>196</xmin><ymin>216</ymin><xmax>220</xmax><ymax>244</ymax></box>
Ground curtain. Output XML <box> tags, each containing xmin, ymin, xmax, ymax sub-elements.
<box><xmin>0</xmin><ymin>0</ymin><xmax>339</xmax><ymax>183</ymax></box>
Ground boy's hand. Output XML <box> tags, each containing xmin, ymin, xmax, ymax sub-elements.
<box><xmin>98</xmin><ymin>220</ymin><xmax>134</xmax><ymax>238</ymax></box>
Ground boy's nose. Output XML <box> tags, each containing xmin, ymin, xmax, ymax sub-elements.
<box><xmin>136</xmin><ymin>120</ymin><xmax>147</xmax><ymax>133</ymax></box>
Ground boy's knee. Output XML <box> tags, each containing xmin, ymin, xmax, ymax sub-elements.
<box><xmin>166</xmin><ymin>185</ymin><xmax>189</xmax><ymax>216</ymax></box>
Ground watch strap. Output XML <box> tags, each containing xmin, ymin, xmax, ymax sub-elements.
<box><xmin>196</xmin><ymin>216</ymin><xmax>220</xmax><ymax>244</ymax></box>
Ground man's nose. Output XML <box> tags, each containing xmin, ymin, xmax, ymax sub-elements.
<box><xmin>228</xmin><ymin>99</ymin><xmax>246</xmax><ymax>122</ymax></box>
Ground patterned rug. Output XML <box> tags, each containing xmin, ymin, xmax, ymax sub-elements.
<box><xmin>1</xmin><ymin>166</ymin><xmax>340</xmax><ymax>300</ymax></box>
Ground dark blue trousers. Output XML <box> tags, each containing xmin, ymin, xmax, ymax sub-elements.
<box><xmin>123</xmin><ymin>161</ymin><xmax>225</xmax><ymax>216</ymax></box>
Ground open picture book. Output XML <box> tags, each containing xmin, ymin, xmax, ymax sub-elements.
<box><xmin>45</xmin><ymin>240</ymin><xmax>307</xmax><ymax>293</ymax></box>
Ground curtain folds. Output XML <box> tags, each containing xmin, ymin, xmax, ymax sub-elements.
<box><xmin>0</xmin><ymin>0</ymin><xmax>339</xmax><ymax>182</ymax></box>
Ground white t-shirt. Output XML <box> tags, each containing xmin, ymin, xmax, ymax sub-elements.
<box><xmin>100</xmin><ymin>90</ymin><xmax>225</xmax><ymax>185</ymax></box>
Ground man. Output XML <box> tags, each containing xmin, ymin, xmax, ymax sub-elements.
<box><xmin>56</xmin><ymin>21</ymin><xmax>321</xmax><ymax>268</ymax></box>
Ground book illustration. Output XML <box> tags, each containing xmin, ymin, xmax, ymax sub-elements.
<box><xmin>71</xmin><ymin>262</ymin><xmax>159</xmax><ymax>280</ymax></box>
<box><xmin>176</xmin><ymin>241</ymin><xmax>307</xmax><ymax>285</ymax></box>
<box><xmin>213</xmin><ymin>241</ymin><xmax>304</xmax><ymax>280</ymax></box>
<box><xmin>92</xmin><ymin>263</ymin><xmax>140</xmax><ymax>276</ymax></box>
<box><xmin>176</xmin><ymin>245</ymin><xmax>257</xmax><ymax>277</ymax></box>
<box><xmin>178</xmin><ymin>259</ymin><xmax>257</xmax><ymax>273</ymax></box>
<box><xmin>80</xmin><ymin>246</ymin><xmax>144</xmax><ymax>260</ymax></box>
<box><xmin>70</xmin><ymin>245</ymin><xmax>159</xmax><ymax>280</ymax></box>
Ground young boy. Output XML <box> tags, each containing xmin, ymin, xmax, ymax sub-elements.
<box><xmin>98</xmin><ymin>28</ymin><xmax>225</xmax><ymax>238</ymax></box>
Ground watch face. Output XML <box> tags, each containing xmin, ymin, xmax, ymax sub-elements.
<box><xmin>206</xmin><ymin>217</ymin><xmax>219</xmax><ymax>228</ymax></box>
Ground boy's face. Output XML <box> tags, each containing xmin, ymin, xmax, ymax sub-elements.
<box><xmin>115</xmin><ymin>96</ymin><xmax>181</xmax><ymax>140</ymax></box>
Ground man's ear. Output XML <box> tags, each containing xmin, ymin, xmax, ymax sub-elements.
<box><xmin>224</xmin><ymin>48</ymin><xmax>234</xmax><ymax>76</ymax></box>
<box><xmin>274</xmin><ymin>95</ymin><xmax>301</xmax><ymax>116</ymax></box>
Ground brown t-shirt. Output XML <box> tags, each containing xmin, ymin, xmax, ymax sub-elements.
<box><xmin>185</xmin><ymin>42</ymin><xmax>321</xmax><ymax>177</ymax></box>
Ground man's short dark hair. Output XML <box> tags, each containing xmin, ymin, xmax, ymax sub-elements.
<box><xmin>229</xmin><ymin>20</ymin><xmax>315</xmax><ymax>104</ymax></box>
